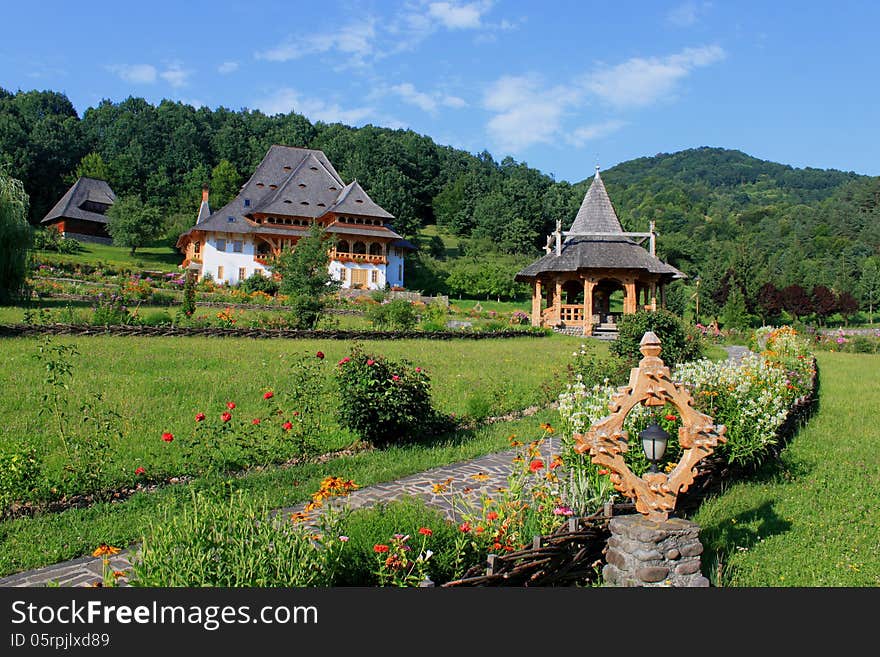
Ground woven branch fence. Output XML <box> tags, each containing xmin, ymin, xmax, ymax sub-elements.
<box><xmin>0</xmin><ymin>323</ymin><xmax>547</xmax><ymax>341</ymax></box>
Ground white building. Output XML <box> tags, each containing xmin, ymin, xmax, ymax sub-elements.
<box><xmin>176</xmin><ymin>145</ymin><xmax>415</xmax><ymax>289</ymax></box>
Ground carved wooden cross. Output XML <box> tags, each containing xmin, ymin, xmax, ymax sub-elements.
<box><xmin>573</xmin><ymin>331</ymin><xmax>727</xmax><ymax>521</ymax></box>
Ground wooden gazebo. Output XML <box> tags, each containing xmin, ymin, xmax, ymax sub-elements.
<box><xmin>515</xmin><ymin>167</ymin><xmax>684</xmax><ymax>336</ymax></box>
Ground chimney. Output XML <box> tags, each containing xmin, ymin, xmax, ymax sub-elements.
<box><xmin>202</xmin><ymin>184</ymin><xmax>210</xmax><ymax>203</ymax></box>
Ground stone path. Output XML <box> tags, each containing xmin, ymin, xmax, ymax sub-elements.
<box><xmin>0</xmin><ymin>345</ymin><xmax>749</xmax><ymax>588</ymax></box>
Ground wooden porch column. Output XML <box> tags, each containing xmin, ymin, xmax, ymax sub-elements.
<box><xmin>660</xmin><ymin>283</ymin><xmax>666</xmax><ymax>309</ymax></box>
<box><xmin>624</xmin><ymin>279</ymin><xmax>637</xmax><ymax>314</ymax></box>
<box><xmin>531</xmin><ymin>280</ymin><xmax>542</xmax><ymax>327</ymax></box>
<box><xmin>583</xmin><ymin>278</ymin><xmax>595</xmax><ymax>336</ymax></box>
<box><xmin>651</xmin><ymin>281</ymin><xmax>657</xmax><ymax>312</ymax></box>
<box><xmin>554</xmin><ymin>279</ymin><xmax>562</xmax><ymax>325</ymax></box>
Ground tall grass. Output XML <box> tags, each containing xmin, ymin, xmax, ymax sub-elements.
<box><xmin>693</xmin><ymin>351</ymin><xmax>880</xmax><ymax>586</ymax></box>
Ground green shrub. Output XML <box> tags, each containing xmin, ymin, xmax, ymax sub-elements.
<box><xmin>130</xmin><ymin>490</ymin><xmax>346</xmax><ymax>587</ymax></box>
<box><xmin>91</xmin><ymin>293</ymin><xmax>137</xmax><ymax>326</ymax></box>
<box><xmin>148</xmin><ymin>291</ymin><xmax>176</xmax><ymax>306</ymax></box>
<box><xmin>239</xmin><ymin>271</ymin><xmax>279</xmax><ymax>296</ymax></box>
<box><xmin>334</xmin><ymin>345</ymin><xmax>450</xmax><ymax>447</ymax></box>
<box><xmin>569</xmin><ymin>341</ymin><xmax>630</xmax><ymax>386</ymax></box>
<box><xmin>0</xmin><ymin>442</ymin><xmax>44</xmax><ymax>511</ymax></box>
<box><xmin>333</xmin><ymin>497</ymin><xmax>468</xmax><ymax>586</ymax></box>
<box><xmin>180</xmin><ymin>270</ymin><xmax>197</xmax><ymax>317</ymax></box>
<box><xmin>366</xmin><ymin>299</ymin><xmax>418</xmax><ymax>331</ymax></box>
<box><xmin>611</xmin><ymin>309</ymin><xmax>704</xmax><ymax>367</ymax></box>
<box><xmin>849</xmin><ymin>335</ymin><xmax>878</xmax><ymax>354</ymax></box>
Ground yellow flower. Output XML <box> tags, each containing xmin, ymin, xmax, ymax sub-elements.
<box><xmin>290</xmin><ymin>512</ymin><xmax>310</xmax><ymax>523</ymax></box>
<box><xmin>471</xmin><ymin>473</ymin><xmax>490</xmax><ymax>481</ymax></box>
<box><xmin>92</xmin><ymin>544</ymin><xmax>120</xmax><ymax>558</ymax></box>
<box><xmin>540</xmin><ymin>423</ymin><xmax>555</xmax><ymax>434</ymax></box>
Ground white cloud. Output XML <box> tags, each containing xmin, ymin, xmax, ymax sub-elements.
<box><xmin>586</xmin><ymin>45</ymin><xmax>725</xmax><ymax>108</ymax></box>
<box><xmin>159</xmin><ymin>64</ymin><xmax>191</xmax><ymax>88</ymax></box>
<box><xmin>428</xmin><ymin>1</ymin><xmax>492</xmax><ymax>30</ymax></box>
<box><xmin>218</xmin><ymin>61</ymin><xmax>239</xmax><ymax>74</ymax></box>
<box><xmin>483</xmin><ymin>75</ymin><xmax>577</xmax><ymax>152</ymax></box>
<box><xmin>390</xmin><ymin>83</ymin><xmax>467</xmax><ymax>113</ymax></box>
<box><xmin>253</xmin><ymin>88</ymin><xmax>373</xmax><ymax>125</ymax></box>
<box><xmin>256</xmin><ymin>19</ymin><xmax>376</xmax><ymax>67</ymax></box>
<box><xmin>109</xmin><ymin>64</ymin><xmax>157</xmax><ymax>84</ymax></box>
<box><xmin>666</xmin><ymin>2</ymin><xmax>711</xmax><ymax>28</ymax></box>
<box><xmin>568</xmin><ymin>120</ymin><xmax>627</xmax><ymax>147</ymax></box>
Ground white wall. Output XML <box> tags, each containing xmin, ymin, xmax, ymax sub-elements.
<box><xmin>387</xmin><ymin>249</ymin><xmax>405</xmax><ymax>288</ymax></box>
<box><xmin>200</xmin><ymin>234</ymin><xmax>268</xmax><ymax>285</ymax></box>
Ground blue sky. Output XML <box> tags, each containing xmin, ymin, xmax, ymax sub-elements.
<box><xmin>2</xmin><ymin>1</ymin><xmax>878</xmax><ymax>183</ymax></box>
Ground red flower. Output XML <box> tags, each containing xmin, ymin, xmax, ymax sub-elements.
<box><xmin>263</xmin><ymin>391</ymin><xmax>274</xmax><ymax>400</ymax></box>
<box><xmin>226</xmin><ymin>401</ymin><xmax>236</xmax><ymax>410</ymax></box>
<box><xmin>665</xmin><ymin>413</ymin><xmax>677</xmax><ymax>422</ymax></box>
<box><xmin>392</xmin><ymin>375</ymin><xmax>400</xmax><ymax>382</ymax></box>
<box><xmin>373</xmin><ymin>544</ymin><xmax>390</xmax><ymax>553</ymax></box>
<box><xmin>338</xmin><ymin>357</ymin><xmax>350</xmax><ymax>366</ymax></box>
<box><xmin>366</xmin><ymin>359</ymin><xmax>375</xmax><ymax>366</ymax></box>
<box><xmin>161</xmin><ymin>432</ymin><xmax>174</xmax><ymax>443</ymax></box>
<box><xmin>282</xmin><ymin>421</ymin><xmax>293</xmax><ymax>431</ymax></box>
<box><xmin>195</xmin><ymin>412</ymin><xmax>205</xmax><ymax>422</ymax></box>
<box><xmin>252</xmin><ymin>418</ymin><xmax>261</xmax><ymax>425</ymax></box>
<box><xmin>598</xmin><ymin>468</ymin><xmax>610</xmax><ymax>475</ymax></box>
<box><xmin>458</xmin><ymin>522</ymin><xmax>472</xmax><ymax>533</ymax></box>
<box><xmin>292</xmin><ymin>411</ymin><xmax>300</xmax><ymax>416</ymax></box>
<box><xmin>135</xmin><ymin>467</ymin><xmax>146</xmax><ymax>476</ymax></box>
<box><xmin>221</xmin><ymin>412</ymin><xmax>232</xmax><ymax>423</ymax></box>
<box><xmin>316</xmin><ymin>351</ymin><xmax>325</xmax><ymax>359</ymax></box>
<box><xmin>529</xmin><ymin>459</ymin><xmax>544</xmax><ymax>473</ymax></box>
<box><xmin>418</xmin><ymin>527</ymin><xmax>433</xmax><ymax>536</ymax></box>
<box><xmin>486</xmin><ymin>511</ymin><xmax>499</xmax><ymax>521</ymax></box>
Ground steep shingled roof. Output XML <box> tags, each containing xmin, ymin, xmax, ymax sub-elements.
<box><xmin>41</xmin><ymin>177</ymin><xmax>116</xmax><ymax>226</ymax></box>
<box><xmin>515</xmin><ymin>168</ymin><xmax>684</xmax><ymax>282</ymax></box>
<box><xmin>178</xmin><ymin>145</ymin><xmax>400</xmax><ymax>244</ymax></box>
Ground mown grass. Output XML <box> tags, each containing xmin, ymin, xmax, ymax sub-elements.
<box><xmin>0</xmin><ymin>333</ymin><xmax>584</xmax><ymax>492</ymax></box>
<box><xmin>692</xmin><ymin>351</ymin><xmax>880</xmax><ymax>586</ymax></box>
<box><xmin>0</xmin><ymin>408</ymin><xmax>557</xmax><ymax>577</ymax></box>
<box><xmin>34</xmin><ymin>242</ymin><xmax>181</xmax><ymax>272</ymax></box>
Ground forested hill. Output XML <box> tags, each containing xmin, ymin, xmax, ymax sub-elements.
<box><xmin>1</xmin><ymin>88</ymin><xmax>879</xmax><ymax>314</ymax></box>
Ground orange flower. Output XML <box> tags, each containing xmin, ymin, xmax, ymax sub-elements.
<box><xmin>550</xmin><ymin>455</ymin><xmax>563</xmax><ymax>469</ymax></box>
<box><xmin>92</xmin><ymin>544</ymin><xmax>120</xmax><ymax>558</ymax></box>
<box><xmin>486</xmin><ymin>511</ymin><xmax>499</xmax><ymax>521</ymax></box>
<box><xmin>459</xmin><ymin>522</ymin><xmax>472</xmax><ymax>533</ymax></box>
<box><xmin>418</xmin><ymin>527</ymin><xmax>433</xmax><ymax>536</ymax></box>
<box><xmin>373</xmin><ymin>544</ymin><xmax>390</xmax><ymax>553</ymax></box>
<box><xmin>529</xmin><ymin>459</ymin><xmax>544</xmax><ymax>473</ymax></box>
<box><xmin>540</xmin><ymin>423</ymin><xmax>554</xmax><ymax>434</ymax></box>
<box><xmin>471</xmin><ymin>473</ymin><xmax>490</xmax><ymax>481</ymax></box>
<box><xmin>598</xmin><ymin>468</ymin><xmax>610</xmax><ymax>475</ymax></box>
<box><xmin>290</xmin><ymin>512</ymin><xmax>309</xmax><ymax>523</ymax></box>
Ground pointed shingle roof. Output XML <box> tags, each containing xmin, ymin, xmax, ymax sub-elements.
<box><xmin>515</xmin><ymin>167</ymin><xmax>684</xmax><ymax>282</ymax></box>
<box><xmin>567</xmin><ymin>167</ymin><xmax>625</xmax><ymax>238</ymax></box>
<box><xmin>41</xmin><ymin>177</ymin><xmax>116</xmax><ymax>226</ymax></box>
<box><xmin>325</xmin><ymin>180</ymin><xmax>394</xmax><ymax>219</ymax></box>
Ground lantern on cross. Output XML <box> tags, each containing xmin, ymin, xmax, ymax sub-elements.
<box><xmin>573</xmin><ymin>331</ymin><xmax>726</xmax><ymax>521</ymax></box>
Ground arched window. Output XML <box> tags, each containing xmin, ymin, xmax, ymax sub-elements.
<box><xmin>337</xmin><ymin>240</ymin><xmax>350</xmax><ymax>254</ymax></box>
<box><xmin>352</xmin><ymin>241</ymin><xmax>367</xmax><ymax>254</ymax></box>
<box><xmin>193</xmin><ymin>241</ymin><xmax>201</xmax><ymax>254</ymax></box>
<box><xmin>369</xmin><ymin>242</ymin><xmax>383</xmax><ymax>256</ymax></box>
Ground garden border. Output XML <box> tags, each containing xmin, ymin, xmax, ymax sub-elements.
<box><xmin>0</xmin><ymin>323</ymin><xmax>549</xmax><ymax>340</ymax></box>
<box><xmin>441</xmin><ymin>356</ymin><xmax>820</xmax><ymax>587</ymax></box>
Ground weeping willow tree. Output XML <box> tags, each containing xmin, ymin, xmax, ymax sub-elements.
<box><xmin>0</xmin><ymin>173</ymin><xmax>32</xmax><ymax>304</ymax></box>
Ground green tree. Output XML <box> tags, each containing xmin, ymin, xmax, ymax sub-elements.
<box><xmin>721</xmin><ymin>286</ymin><xmax>751</xmax><ymax>329</ymax></box>
<box><xmin>209</xmin><ymin>159</ymin><xmax>242</xmax><ymax>209</ymax></box>
<box><xmin>67</xmin><ymin>151</ymin><xmax>109</xmax><ymax>184</ymax></box>
<box><xmin>273</xmin><ymin>222</ymin><xmax>338</xmax><ymax>328</ymax></box>
<box><xmin>105</xmin><ymin>194</ymin><xmax>163</xmax><ymax>256</ymax></box>
<box><xmin>0</xmin><ymin>173</ymin><xmax>32</xmax><ymax>303</ymax></box>
<box><xmin>859</xmin><ymin>257</ymin><xmax>880</xmax><ymax>323</ymax></box>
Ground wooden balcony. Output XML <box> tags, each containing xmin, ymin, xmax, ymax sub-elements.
<box><xmin>329</xmin><ymin>250</ymin><xmax>387</xmax><ymax>265</ymax></box>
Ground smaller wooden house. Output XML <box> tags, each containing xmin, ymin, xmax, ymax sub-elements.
<box><xmin>41</xmin><ymin>177</ymin><xmax>116</xmax><ymax>243</ymax></box>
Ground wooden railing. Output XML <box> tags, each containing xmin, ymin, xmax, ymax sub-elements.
<box><xmin>559</xmin><ymin>305</ymin><xmax>584</xmax><ymax>324</ymax></box>
<box><xmin>329</xmin><ymin>250</ymin><xmax>387</xmax><ymax>264</ymax></box>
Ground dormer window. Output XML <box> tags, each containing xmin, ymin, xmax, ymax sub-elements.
<box><xmin>300</xmin><ymin>201</ymin><xmax>309</xmax><ymax>205</ymax></box>
<box><xmin>298</xmin><ymin>183</ymin><xmax>306</xmax><ymax>188</ymax></box>
<box><xmin>355</xmin><ymin>199</ymin><xmax>363</xmax><ymax>204</ymax></box>
<box><xmin>244</xmin><ymin>199</ymin><xmax>250</xmax><ymax>207</ymax></box>
<box><xmin>269</xmin><ymin>184</ymin><xmax>278</xmax><ymax>190</ymax></box>
<box><xmin>256</xmin><ymin>183</ymin><xmax>265</xmax><ymax>188</ymax></box>
<box><xmin>283</xmin><ymin>166</ymin><xmax>292</xmax><ymax>172</ymax></box>
<box><xmin>329</xmin><ymin>186</ymin><xmax>337</xmax><ymax>191</ymax></box>
<box><xmin>284</xmin><ymin>199</ymin><xmax>292</xmax><ymax>204</ymax></box>
<box><xmin>309</xmin><ymin>166</ymin><xmax>318</xmax><ymax>171</ymax></box>
<box><xmin>227</xmin><ymin>216</ymin><xmax>236</xmax><ymax>223</ymax></box>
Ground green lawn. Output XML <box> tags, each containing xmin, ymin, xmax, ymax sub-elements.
<box><xmin>692</xmin><ymin>351</ymin><xmax>880</xmax><ymax>586</ymax></box>
<box><xmin>34</xmin><ymin>242</ymin><xmax>181</xmax><ymax>272</ymax></box>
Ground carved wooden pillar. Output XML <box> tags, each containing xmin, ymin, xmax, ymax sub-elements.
<box><xmin>651</xmin><ymin>281</ymin><xmax>657</xmax><ymax>312</ymax></box>
<box><xmin>554</xmin><ymin>279</ymin><xmax>562</xmax><ymax>325</ymax></box>
<box><xmin>532</xmin><ymin>280</ymin><xmax>542</xmax><ymax>327</ymax></box>
<box><xmin>583</xmin><ymin>278</ymin><xmax>595</xmax><ymax>336</ymax></box>
<box><xmin>624</xmin><ymin>279</ymin><xmax>637</xmax><ymax>314</ymax></box>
